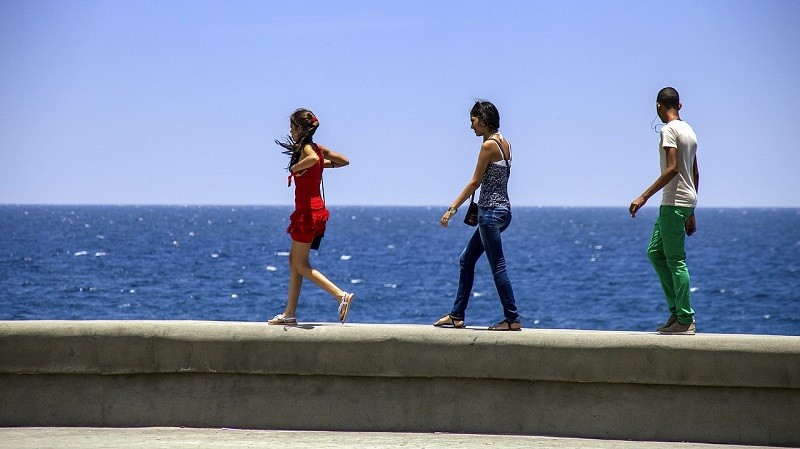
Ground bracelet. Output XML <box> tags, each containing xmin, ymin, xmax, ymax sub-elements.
<box><xmin>448</xmin><ymin>207</ymin><xmax>458</xmax><ymax>214</ymax></box>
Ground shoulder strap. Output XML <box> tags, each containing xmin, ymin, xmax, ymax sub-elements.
<box><xmin>314</xmin><ymin>144</ymin><xmax>326</xmax><ymax>201</ymax></box>
<box><xmin>487</xmin><ymin>137</ymin><xmax>511</xmax><ymax>177</ymax></box>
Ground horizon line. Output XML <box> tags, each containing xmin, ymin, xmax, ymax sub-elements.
<box><xmin>2</xmin><ymin>203</ymin><xmax>799</xmax><ymax>210</ymax></box>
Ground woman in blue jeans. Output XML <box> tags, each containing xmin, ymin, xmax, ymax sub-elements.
<box><xmin>435</xmin><ymin>100</ymin><xmax>521</xmax><ymax>331</ymax></box>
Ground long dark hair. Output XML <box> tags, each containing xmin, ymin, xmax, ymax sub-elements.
<box><xmin>275</xmin><ymin>108</ymin><xmax>319</xmax><ymax>168</ymax></box>
<box><xmin>470</xmin><ymin>100</ymin><xmax>500</xmax><ymax>131</ymax></box>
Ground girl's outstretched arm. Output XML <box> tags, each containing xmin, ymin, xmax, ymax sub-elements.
<box><xmin>323</xmin><ymin>147</ymin><xmax>349</xmax><ymax>168</ymax></box>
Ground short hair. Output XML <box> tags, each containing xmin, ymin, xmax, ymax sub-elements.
<box><xmin>657</xmin><ymin>87</ymin><xmax>680</xmax><ymax>109</ymax></box>
<box><xmin>470</xmin><ymin>100</ymin><xmax>500</xmax><ymax>131</ymax></box>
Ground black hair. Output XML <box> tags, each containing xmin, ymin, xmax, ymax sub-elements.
<box><xmin>470</xmin><ymin>100</ymin><xmax>500</xmax><ymax>131</ymax></box>
<box><xmin>275</xmin><ymin>108</ymin><xmax>319</xmax><ymax>168</ymax></box>
<box><xmin>657</xmin><ymin>87</ymin><xmax>680</xmax><ymax>109</ymax></box>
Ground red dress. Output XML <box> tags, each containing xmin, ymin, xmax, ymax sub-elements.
<box><xmin>286</xmin><ymin>143</ymin><xmax>330</xmax><ymax>243</ymax></box>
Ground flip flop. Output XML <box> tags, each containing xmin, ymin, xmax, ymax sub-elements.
<box><xmin>433</xmin><ymin>314</ymin><xmax>465</xmax><ymax>328</ymax></box>
<box><xmin>338</xmin><ymin>292</ymin><xmax>354</xmax><ymax>323</ymax></box>
<box><xmin>267</xmin><ymin>314</ymin><xmax>297</xmax><ymax>325</ymax></box>
<box><xmin>488</xmin><ymin>319</ymin><xmax>522</xmax><ymax>331</ymax></box>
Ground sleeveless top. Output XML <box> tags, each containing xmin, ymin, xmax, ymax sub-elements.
<box><xmin>477</xmin><ymin>139</ymin><xmax>511</xmax><ymax>208</ymax></box>
<box><xmin>286</xmin><ymin>143</ymin><xmax>329</xmax><ymax>237</ymax></box>
<box><xmin>292</xmin><ymin>143</ymin><xmax>326</xmax><ymax>211</ymax></box>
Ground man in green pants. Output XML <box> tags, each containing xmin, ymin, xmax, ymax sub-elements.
<box><xmin>630</xmin><ymin>87</ymin><xmax>700</xmax><ymax>335</ymax></box>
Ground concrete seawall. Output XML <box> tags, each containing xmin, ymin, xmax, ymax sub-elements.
<box><xmin>1</xmin><ymin>321</ymin><xmax>798</xmax><ymax>446</ymax></box>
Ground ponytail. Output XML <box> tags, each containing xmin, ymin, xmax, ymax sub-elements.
<box><xmin>275</xmin><ymin>109</ymin><xmax>319</xmax><ymax>169</ymax></box>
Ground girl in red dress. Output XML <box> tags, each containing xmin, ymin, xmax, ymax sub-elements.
<box><xmin>269</xmin><ymin>109</ymin><xmax>354</xmax><ymax>325</ymax></box>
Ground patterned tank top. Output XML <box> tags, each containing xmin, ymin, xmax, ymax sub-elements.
<box><xmin>477</xmin><ymin>138</ymin><xmax>511</xmax><ymax>208</ymax></box>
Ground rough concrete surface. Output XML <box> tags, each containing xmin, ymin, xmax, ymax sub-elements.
<box><xmin>2</xmin><ymin>321</ymin><xmax>799</xmax><ymax>446</ymax></box>
<box><xmin>0</xmin><ymin>428</ymin><xmax>788</xmax><ymax>449</ymax></box>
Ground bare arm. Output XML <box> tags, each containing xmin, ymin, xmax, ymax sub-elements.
<box><xmin>289</xmin><ymin>144</ymin><xmax>320</xmax><ymax>174</ymax></box>
<box><xmin>440</xmin><ymin>141</ymin><xmax>495</xmax><ymax>227</ymax></box>
<box><xmin>322</xmin><ymin>147</ymin><xmax>350</xmax><ymax>168</ymax></box>
<box><xmin>629</xmin><ymin>146</ymin><xmax>679</xmax><ymax>218</ymax></box>
<box><xmin>685</xmin><ymin>155</ymin><xmax>700</xmax><ymax>236</ymax></box>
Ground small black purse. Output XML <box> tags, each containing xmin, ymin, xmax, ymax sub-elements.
<box><xmin>463</xmin><ymin>193</ymin><xmax>478</xmax><ymax>226</ymax></box>
<box><xmin>311</xmin><ymin>232</ymin><xmax>324</xmax><ymax>250</ymax></box>
<box><xmin>311</xmin><ymin>145</ymin><xmax>326</xmax><ymax>250</ymax></box>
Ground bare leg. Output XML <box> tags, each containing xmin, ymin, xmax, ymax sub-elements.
<box><xmin>289</xmin><ymin>240</ymin><xmax>346</xmax><ymax>302</ymax></box>
<box><xmin>282</xmin><ymin>266</ymin><xmax>303</xmax><ymax>318</ymax></box>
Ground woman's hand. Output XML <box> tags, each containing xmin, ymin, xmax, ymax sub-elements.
<box><xmin>322</xmin><ymin>147</ymin><xmax>349</xmax><ymax>168</ymax></box>
<box><xmin>440</xmin><ymin>209</ymin><xmax>454</xmax><ymax>228</ymax></box>
<box><xmin>290</xmin><ymin>165</ymin><xmax>307</xmax><ymax>177</ymax></box>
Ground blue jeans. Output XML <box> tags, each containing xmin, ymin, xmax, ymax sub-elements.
<box><xmin>450</xmin><ymin>206</ymin><xmax>519</xmax><ymax>322</ymax></box>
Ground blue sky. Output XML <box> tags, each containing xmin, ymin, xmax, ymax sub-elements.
<box><xmin>1</xmin><ymin>0</ymin><xmax>798</xmax><ymax>207</ymax></box>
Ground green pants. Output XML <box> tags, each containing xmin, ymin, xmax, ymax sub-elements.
<box><xmin>647</xmin><ymin>205</ymin><xmax>695</xmax><ymax>325</ymax></box>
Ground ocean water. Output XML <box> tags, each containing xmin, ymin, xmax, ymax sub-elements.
<box><xmin>1</xmin><ymin>205</ymin><xmax>799</xmax><ymax>335</ymax></box>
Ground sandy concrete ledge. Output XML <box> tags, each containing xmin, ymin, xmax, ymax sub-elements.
<box><xmin>1</xmin><ymin>321</ymin><xmax>799</xmax><ymax>446</ymax></box>
<box><xmin>0</xmin><ymin>428</ymin><xmax>781</xmax><ymax>449</ymax></box>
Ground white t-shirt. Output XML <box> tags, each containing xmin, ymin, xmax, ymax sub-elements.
<box><xmin>659</xmin><ymin>120</ymin><xmax>698</xmax><ymax>207</ymax></box>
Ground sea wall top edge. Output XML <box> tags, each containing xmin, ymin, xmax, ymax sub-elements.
<box><xmin>1</xmin><ymin>321</ymin><xmax>798</xmax><ymax>389</ymax></box>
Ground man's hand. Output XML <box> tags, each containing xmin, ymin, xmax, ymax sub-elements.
<box><xmin>685</xmin><ymin>214</ymin><xmax>697</xmax><ymax>236</ymax></box>
<box><xmin>629</xmin><ymin>196</ymin><xmax>647</xmax><ymax>218</ymax></box>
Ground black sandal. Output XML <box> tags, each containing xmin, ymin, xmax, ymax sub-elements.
<box><xmin>489</xmin><ymin>319</ymin><xmax>522</xmax><ymax>331</ymax></box>
<box><xmin>433</xmin><ymin>314</ymin><xmax>465</xmax><ymax>328</ymax></box>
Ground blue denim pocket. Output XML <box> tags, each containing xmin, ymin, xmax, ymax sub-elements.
<box><xmin>478</xmin><ymin>206</ymin><xmax>511</xmax><ymax>231</ymax></box>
